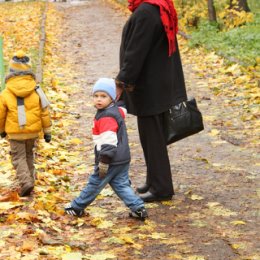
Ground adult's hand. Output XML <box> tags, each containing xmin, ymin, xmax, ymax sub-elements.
<box><xmin>115</xmin><ymin>79</ymin><xmax>135</xmax><ymax>101</ymax></box>
<box><xmin>116</xmin><ymin>84</ymin><xmax>124</xmax><ymax>101</ymax></box>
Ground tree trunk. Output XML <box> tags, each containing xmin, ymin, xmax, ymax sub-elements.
<box><xmin>238</xmin><ymin>0</ymin><xmax>251</xmax><ymax>12</ymax></box>
<box><xmin>208</xmin><ymin>0</ymin><xmax>217</xmax><ymax>22</ymax></box>
<box><xmin>229</xmin><ymin>0</ymin><xmax>234</xmax><ymax>9</ymax></box>
<box><xmin>230</xmin><ymin>0</ymin><xmax>251</xmax><ymax>12</ymax></box>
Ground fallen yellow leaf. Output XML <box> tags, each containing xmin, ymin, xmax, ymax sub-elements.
<box><xmin>62</xmin><ymin>252</ymin><xmax>82</xmax><ymax>260</ymax></box>
<box><xmin>230</xmin><ymin>220</ymin><xmax>246</xmax><ymax>225</ymax></box>
<box><xmin>0</xmin><ymin>202</ymin><xmax>23</xmax><ymax>212</ymax></box>
<box><xmin>70</xmin><ymin>138</ymin><xmax>82</xmax><ymax>145</ymax></box>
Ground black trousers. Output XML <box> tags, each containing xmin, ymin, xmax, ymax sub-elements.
<box><xmin>137</xmin><ymin>113</ymin><xmax>174</xmax><ymax>196</ymax></box>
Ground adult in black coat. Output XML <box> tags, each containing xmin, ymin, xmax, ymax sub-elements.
<box><xmin>116</xmin><ymin>0</ymin><xmax>187</xmax><ymax>202</ymax></box>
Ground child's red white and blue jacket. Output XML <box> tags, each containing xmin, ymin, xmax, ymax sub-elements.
<box><xmin>92</xmin><ymin>103</ymin><xmax>131</xmax><ymax>166</ymax></box>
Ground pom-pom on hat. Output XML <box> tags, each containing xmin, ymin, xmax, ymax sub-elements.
<box><xmin>9</xmin><ymin>50</ymin><xmax>32</xmax><ymax>73</ymax></box>
<box><xmin>92</xmin><ymin>78</ymin><xmax>116</xmax><ymax>101</ymax></box>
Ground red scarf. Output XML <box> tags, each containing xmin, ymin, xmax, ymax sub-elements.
<box><xmin>128</xmin><ymin>0</ymin><xmax>178</xmax><ymax>56</ymax></box>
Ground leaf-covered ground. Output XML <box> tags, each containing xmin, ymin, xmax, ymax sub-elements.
<box><xmin>0</xmin><ymin>1</ymin><xmax>259</xmax><ymax>259</ymax></box>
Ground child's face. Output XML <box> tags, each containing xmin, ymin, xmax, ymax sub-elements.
<box><xmin>93</xmin><ymin>91</ymin><xmax>113</xmax><ymax>109</ymax></box>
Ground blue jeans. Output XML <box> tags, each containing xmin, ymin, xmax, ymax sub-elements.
<box><xmin>72</xmin><ymin>163</ymin><xmax>144</xmax><ymax>212</ymax></box>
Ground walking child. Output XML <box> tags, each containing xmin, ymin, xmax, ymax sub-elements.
<box><xmin>65</xmin><ymin>78</ymin><xmax>148</xmax><ymax>220</ymax></box>
<box><xmin>0</xmin><ymin>50</ymin><xmax>52</xmax><ymax>197</ymax></box>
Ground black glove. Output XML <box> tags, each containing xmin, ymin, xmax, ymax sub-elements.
<box><xmin>44</xmin><ymin>134</ymin><xmax>51</xmax><ymax>143</ymax></box>
<box><xmin>0</xmin><ymin>132</ymin><xmax>7</xmax><ymax>138</ymax></box>
<box><xmin>115</xmin><ymin>79</ymin><xmax>135</xmax><ymax>92</ymax></box>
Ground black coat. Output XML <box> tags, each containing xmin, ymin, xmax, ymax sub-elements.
<box><xmin>117</xmin><ymin>3</ymin><xmax>187</xmax><ymax>116</ymax></box>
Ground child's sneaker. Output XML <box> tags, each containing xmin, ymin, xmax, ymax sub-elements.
<box><xmin>64</xmin><ymin>203</ymin><xmax>84</xmax><ymax>217</ymax></box>
<box><xmin>129</xmin><ymin>207</ymin><xmax>148</xmax><ymax>221</ymax></box>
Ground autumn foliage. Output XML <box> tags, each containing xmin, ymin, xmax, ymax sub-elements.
<box><xmin>0</xmin><ymin>1</ymin><xmax>259</xmax><ymax>260</ymax></box>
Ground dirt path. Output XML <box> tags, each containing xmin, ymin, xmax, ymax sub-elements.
<box><xmin>54</xmin><ymin>1</ymin><xmax>259</xmax><ymax>259</ymax></box>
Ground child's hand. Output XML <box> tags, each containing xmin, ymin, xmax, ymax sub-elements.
<box><xmin>44</xmin><ymin>134</ymin><xmax>51</xmax><ymax>143</ymax></box>
<box><xmin>98</xmin><ymin>162</ymin><xmax>109</xmax><ymax>178</ymax></box>
<box><xmin>0</xmin><ymin>132</ymin><xmax>7</xmax><ymax>138</ymax></box>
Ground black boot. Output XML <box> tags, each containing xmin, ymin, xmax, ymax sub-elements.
<box><xmin>140</xmin><ymin>191</ymin><xmax>172</xmax><ymax>203</ymax></box>
<box><xmin>136</xmin><ymin>183</ymin><xmax>150</xmax><ymax>194</ymax></box>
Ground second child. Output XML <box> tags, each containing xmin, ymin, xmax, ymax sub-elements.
<box><xmin>0</xmin><ymin>50</ymin><xmax>52</xmax><ymax>196</ymax></box>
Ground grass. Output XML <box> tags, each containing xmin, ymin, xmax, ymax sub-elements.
<box><xmin>189</xmin><ymin>14</ymin><xmax>260</xmax><ymax>67</ymax></box>
<box><xmin>248</xmin><ymin>0</ymin><xmax>260</xmax><ymax>13</ymax></box>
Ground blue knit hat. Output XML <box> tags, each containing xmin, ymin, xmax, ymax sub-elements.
<box><xmin>92</xmin><ymin>78</ymin><xmax>116</xmax><ymax>101</ymax></box>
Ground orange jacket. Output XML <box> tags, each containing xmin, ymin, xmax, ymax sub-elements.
<box><xmin>0</xmin><ymin>74</ymin><xmax>51</xmax><ymax>140</ymax></box>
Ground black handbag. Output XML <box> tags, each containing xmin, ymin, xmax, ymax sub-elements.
<box><xmin>163</xmin><ymin>98</ymin><xmax>204</xmax><ymax>145</ymax></box>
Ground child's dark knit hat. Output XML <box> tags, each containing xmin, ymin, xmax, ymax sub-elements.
<box><xmin>9</xmin><ymin>50</ymin><xmax>32</xmax><ymax>73</ymax></box>
<box><xmin>92</xmin><ymin>78</ymin><xmax>116</xmax><ymax>101</ymax></box>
